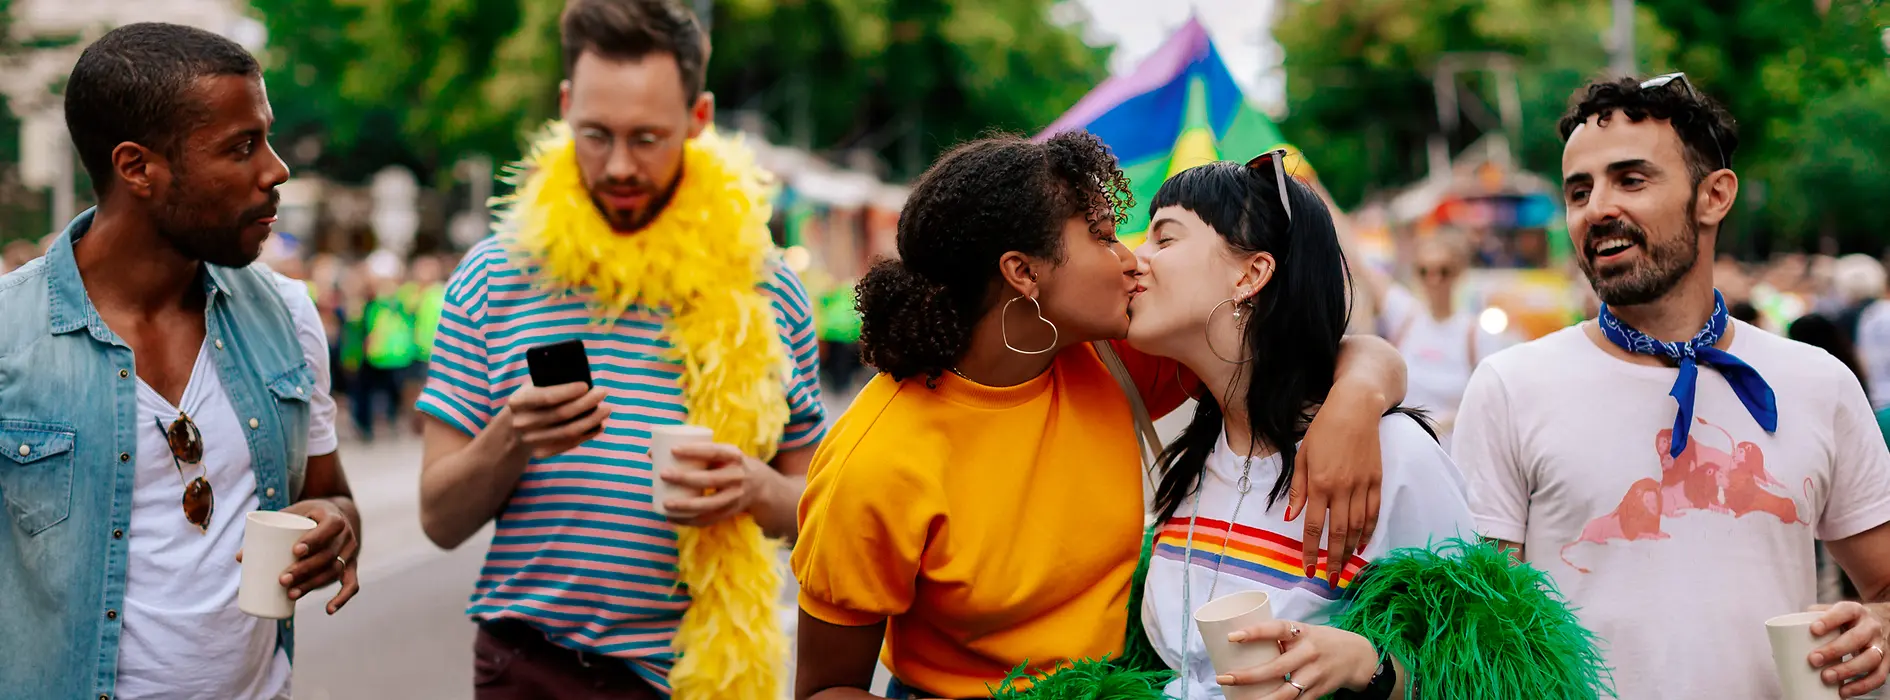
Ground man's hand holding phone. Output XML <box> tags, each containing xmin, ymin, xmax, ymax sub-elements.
<box><xmin>507</xmin><ymin>383</ymin><xmax>611</xmax><ymax>459</ymax></box>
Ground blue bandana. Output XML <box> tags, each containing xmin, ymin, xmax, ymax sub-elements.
<box><xmin>1597</xmin><ymin>290</ymin><xmax>1778</xmax><ymax>458</ymax></box>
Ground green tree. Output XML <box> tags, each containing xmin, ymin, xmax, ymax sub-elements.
<box><xmin>1766</xmin><ymin>71</ymin><xmax>1890</xmax><ymax>254</ymax></box>
<box><xmin>249</xmin><ymin>0</ymin><xmax>1108</xmax><ymax>184</ymax></box>
<box><xmin>1275</xmin><ymin>0</ymin><xmax>1890</xmax><ymax>254</ymax></box>
<box><xmin>1274</xmin><ymin>0</ymin><xmax>1678</xmax><ymax>208</ymax></box>
<box><xmin>708</xmin><ymin>0</ymin><xmax>1109</xmax><ymax>178</ymax></box>
<box><xmin>1634</xmin><ymin>0</ymin><xmax>1889</xmax><ymax>251</ymax></box>
<box><xmin>250</xmin><ymin>0</ymin><xmax>562</xmax><ymax>184</ymax></box>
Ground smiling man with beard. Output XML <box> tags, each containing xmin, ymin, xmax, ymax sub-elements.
<box><xmin>0</xmin><ymin>23</ymin><xmax>359</xmax><ymax>700</ymax></box>
<box><xmin>1452</xmin><ymin>74</ymin><xmax>1890</xmax><ymax>699</ymax></box>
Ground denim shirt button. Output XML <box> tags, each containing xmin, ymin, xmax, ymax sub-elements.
<box><xmin>119</xmin><ymin>453</ymin><xmax>130</xmax><ymax>462</ymax></box>
<box><xmin>214</xmin><ymin>339</ymin><xmax>224</xmax><ymax>350</ymax></box>
<box><xmin>112</xmin><ymin>529</ymin><xmax>123</xmax><ymax>539</ymax></box>
<box><xmin>265</xmin><ymin>487</ymin><xmax>276</xmax><ymax>498</ymax></box>
<box><xmin>105</xmin><ymin>610</ymin><xmax>116</xmax><ymax>620</ymax></box>
<box><xmin>248</xmin><ymin>418</ymin><xmax>259</xmax><ymax>430</ymax></box>
<box><xmin>118</xmin><ymin>369</ymin><xmax>128</xmax><ymax>379</ymax></box>
<box><xmin>16</xmin><ymin>444</ymin><xmax>27</xmax><ymax>457</ymax></box>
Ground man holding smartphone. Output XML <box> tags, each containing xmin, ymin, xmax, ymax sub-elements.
<box><xmin>413</xmin><ymin>1</ymin><xmax>826</xmax><ymax>698</ymax></box>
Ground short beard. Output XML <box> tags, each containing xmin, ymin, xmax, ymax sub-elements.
<box><xmin>591</xmin><ymin>169</ymin><xmax>684</xmax><ymax>233</ymax></box>
<box><xmin>156</xmin><ymin>162</ymin><xmax>270</xmax><ymax>268</ymax></box>
<box><xmin>1579</xmin><ymin>214</ymin><xmax>1700</xmax><ymax>307</ymax></box>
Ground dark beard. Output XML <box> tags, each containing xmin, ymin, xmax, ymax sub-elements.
<box><xmin>590</xmin><ymin>168</ymin><xmax>683</xmax><ymax>233</ymax></box>
<box><xmin>157</xmin><ymin>167</ymin><xmax>276</xmax><ymax>268</ymax></box>
<box><xmin>1578</xmin><ymin>216</ymin><xmax>1700</xmax><ymax>307</ymax></box>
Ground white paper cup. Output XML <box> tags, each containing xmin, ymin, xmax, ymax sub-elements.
<box><xmin>238</xmin><ymin>511</ymin><xmax>318</xmax><ymax>619</ymax></box>
<box><xmin>650</xmin><ymin>424</ymin><xmax>715</xmax><ymax>518</ymax></box>
<box><xmin>1194</xmin><ymin>590</ymin><xmax>1285</xmax><ymax>699</ymax></box>
<box><xmin>1767</xmin><ymin>611</ymin><xmax>1843</xmax><ymax>700</ymax></box>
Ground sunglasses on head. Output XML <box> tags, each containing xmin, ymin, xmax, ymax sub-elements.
<box><xmin>1638</xmin><ymin>72</ymin><xmax>1729</xmax><ymax>171</ymax></box>
<box><xmin>1245</xmin><ymin>148</ymin><xmax>1294</xmax><ymax>223</ymax></box>
<box><xmin>159</xmin><ymin>413</ymin><xmax>214</xmax><ymax>533</ymax></box>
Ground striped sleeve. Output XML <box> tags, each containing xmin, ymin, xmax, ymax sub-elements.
<box><xmin>765</xmin><ymin>264</ymin><xmax>828</xmax><ymax>451</ymax></box>
<box><xmin>418</xmin><ymin>241</ymin><xmax>499</xmax><ymax>436</ymax></box>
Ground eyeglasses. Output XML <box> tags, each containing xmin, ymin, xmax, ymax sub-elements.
<box><xmin>1245</xmin><ymin>148</ymin><xmax>1294</xmax><ymax>223</ymax></box>
<box><xmin>159</xmin><ymin>413</ymin><xmax>214</xmax><ymax>533</ymax></box>
<box><xmin>1638</xmin><ymin>72</ymin><xmax>1730</xmax><ymax>171</ymax></box>
<box><xmin>1417</xmin><ymin>265</ymin><xmax>1460</xmax><ymax>280</ymax></box>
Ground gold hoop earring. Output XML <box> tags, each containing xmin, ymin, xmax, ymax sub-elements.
<box><xmin>1002</xmin><ymin>295</ymin><xmax>1058</xmax><ymax>355</ymax></box>
<box><xmin>1206</xmin><ymin>298</ymin><xmax>1254</xmax><ymax>364</ymax></box>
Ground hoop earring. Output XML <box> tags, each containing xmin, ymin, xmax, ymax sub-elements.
<box><xmin>1205</xmin><ymin>298</ymin><xmax>1254</xmax><ymax>364</ymax></box>
<box><xmin>1002</xmin><ymin>295</ymin><xmax>1059</xmax><ymax>355</ymax></box>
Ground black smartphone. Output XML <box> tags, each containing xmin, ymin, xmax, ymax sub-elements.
<box><xmin>526</xmin><ymin>339</ymin><xmax>594</xmax><ymax>389</ymax></box>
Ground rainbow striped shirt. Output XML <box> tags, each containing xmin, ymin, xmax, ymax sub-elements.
<box><xmin>418</xmin><ymin>237</ymin><xmax>827</xmax><ymax>691</ymax></box>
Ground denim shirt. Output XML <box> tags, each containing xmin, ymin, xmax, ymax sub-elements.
<box><xmin>0</xmin><ymin>209</ymin><xmax>314</xmax><ymax>700</ymax></box>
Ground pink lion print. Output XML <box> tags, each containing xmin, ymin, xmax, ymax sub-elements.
<box><xmin>1560</xmin><ymin>418</ymin><xmax>1810</xmax><ymax>573</ymax></box>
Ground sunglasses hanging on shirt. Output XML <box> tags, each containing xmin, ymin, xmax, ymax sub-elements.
<box><xmin>159</xmin><ymin>413</ymin><xmax>215</xmax><ymax>533</ymax></box>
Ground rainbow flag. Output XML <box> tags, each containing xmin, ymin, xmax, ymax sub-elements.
<box><xmin>1038</xmin><ymin>18</ymin><xmax>1306</xmax><ymax>247</ymax></box>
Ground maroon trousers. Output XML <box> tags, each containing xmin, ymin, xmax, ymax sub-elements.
<box><xmin>473</xmin><ymin>620</ymin><xmax>663</xmax><ymax>700</ymax></box>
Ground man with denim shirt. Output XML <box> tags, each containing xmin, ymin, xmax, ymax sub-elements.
<box><xmin>0</xmin><ymin>24</ymin><xmax>361</xmax><ymax>700</ymax></box>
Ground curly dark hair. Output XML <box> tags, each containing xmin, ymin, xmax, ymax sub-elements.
<box><xmin>855</xmin><ymin>130</ymin><xmax>1132</xmax><ymax>386</ymax></box>
<box><xmin>1558</xmin><ymin>75</ymin><xmax>1739</xmax><ymax>184</ymax></box>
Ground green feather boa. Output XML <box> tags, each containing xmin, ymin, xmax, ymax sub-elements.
<box><xmin>1326</xmin><ymin>538</ymin><xmax>1615</xmax><ymax>699</ymax></box>
<box><xmin>993</xmin><ymin>534</ymin><xmax>1613</xmax><ymax>699</ymax></box>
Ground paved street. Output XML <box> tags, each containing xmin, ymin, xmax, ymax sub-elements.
<box><xmin>290</xmin><ymin>387</ymin><xmax>886</xmax><ymax>699</ymax></box>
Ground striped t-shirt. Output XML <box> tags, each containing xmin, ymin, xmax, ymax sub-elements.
<box><xmin>418</xmin><ymin>236</ymin><xmax>827</xmax><ymax>691</ymax></box>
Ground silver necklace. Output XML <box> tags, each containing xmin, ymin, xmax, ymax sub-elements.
<box><xmin>1177</xmin><ymin>450</ymin><xmax>1254</xmax><ymax>697</ymax></box>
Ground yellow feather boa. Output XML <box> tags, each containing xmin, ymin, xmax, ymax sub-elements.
<box><xmin>494</xmin><ymin>122</ymin><xmax>789</xmax><ymax>699</ymax></box>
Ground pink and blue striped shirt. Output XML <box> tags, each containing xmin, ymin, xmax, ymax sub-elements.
<box><xmin>417</xmin><ymin>236</ymin><xmax>827</xmax><ymax>692</ymax></box>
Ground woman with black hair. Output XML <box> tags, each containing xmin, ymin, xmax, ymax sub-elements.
<box><xmin>1125</xmin><ymin>156</ymin><xmax>1607</xmax><ymax>699</ymax></box>
<box><xmin>790</xmin><ymin>133</ymin><xmax>1412</xmax><ymax>699</ymax></box>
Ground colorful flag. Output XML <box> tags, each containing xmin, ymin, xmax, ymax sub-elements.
<box><xmin>1038</xmin><ymin>18</ymin><xmax>1307</xmax><ymax>247</ymax></box>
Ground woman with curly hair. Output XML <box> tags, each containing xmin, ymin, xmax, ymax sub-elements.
<box><xmin>790</xmin><ymin>131</ymin><xmax>1411</xmax><ymax>699</ymax></box>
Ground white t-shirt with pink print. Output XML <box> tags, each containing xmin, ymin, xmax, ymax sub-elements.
<box><xmin>1454</xmin><ymin>320</ymin><xmax>1890</xmax><ymax>700</ymax></box>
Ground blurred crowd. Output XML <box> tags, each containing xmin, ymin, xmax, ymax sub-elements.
<box><xmin>1717</xmin><ymin>252</ymin><xmax>1890</xmax><ymax>413</ymax></box>
<box><xmin>2</xmin><ymin>238</ymin><xmax>458</xmax><ymax>443</ymax></box>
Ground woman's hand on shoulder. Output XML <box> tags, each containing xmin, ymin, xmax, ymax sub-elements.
<box><xmin>1291</xmin><ymin>385</ymin><xmax>1386</xmax><ymax>586</ymax></box>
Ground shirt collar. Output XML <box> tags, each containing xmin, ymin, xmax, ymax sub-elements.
<box><xmin>44</xmin><ymin>207</ymin><xmax>229</xmax><ymax>340</ymax></box>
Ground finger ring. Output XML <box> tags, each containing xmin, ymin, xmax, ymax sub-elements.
<box><xmin>1873</xmin><ymin>644</ymin><xmax>1884</xmax><ymax>659</ymax></box>
<box><xmin>1287</xmin><ymin>678</ymin><xmax>1307</xmax><ymax>696</ymax></box>
<box><xmin>336</xmin><ymin>554</ymin><xmax>348</xmax><ymax>568</ymax></box>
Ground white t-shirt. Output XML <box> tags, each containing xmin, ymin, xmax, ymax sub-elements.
<box><xmin>1378</xmin><ymin>286</ymin><xmax>1517</xmax><ymax>444</ymax></box>
<box><xmin>1455</xmin><ymin>321</ymin><xmax>1890</xmax><ymax>700</ymax></box>
<box><xmin>1142</xmin><ymin>415</ymin><xmax>1476</xmax><ymax>699</ymax></box>
<box><xmin>115</xmin><ymin>271</ymin><xmax>338</xmax><ymax>700</ymax></box>
<box><xmin>1851</xmin><ymin>299</ymin><xmax>1890</xmax><ymax>410</ymax></box>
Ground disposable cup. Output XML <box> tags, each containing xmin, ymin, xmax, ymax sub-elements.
<box><xmin>650</xmin><ymin>424</ymin><xmax>715</xmax><ymax>518</ymax></box>
<box><xmin>238</xmin><ymin>511</ymin><xmax>318</xmax><ymax>619</ymax></box>
<box><xmin>1767</xmin><ymin>611</ymin><xmax>1843</xmax><ymax>700</ymax></box>
<box><xmin>1194</xmin><ymin>590</ymin><xmax>1285</xmax><ymax>699</ymax></box>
